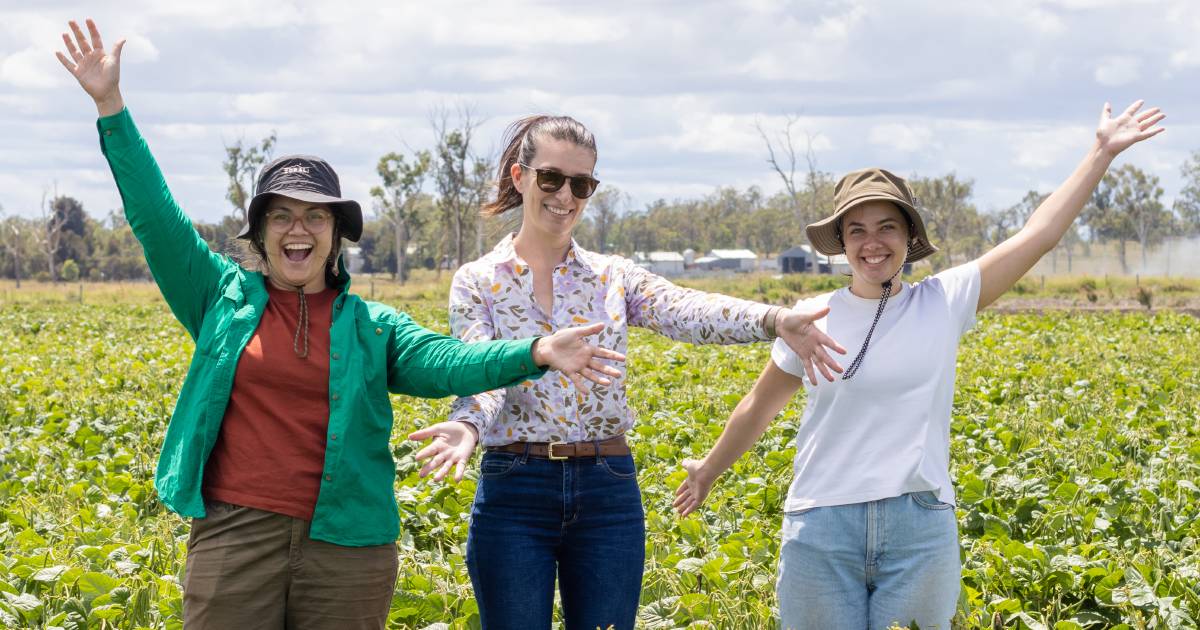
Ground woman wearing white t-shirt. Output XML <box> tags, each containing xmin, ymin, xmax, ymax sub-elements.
<box><xmin>673</xmin><ymin>101</ymin><xmax>1165</xmax><ymax>629</ymax></box>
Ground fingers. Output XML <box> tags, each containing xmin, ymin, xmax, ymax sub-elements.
<box><xmin>453</xmin><ymin>459</ymin><xmax>467</xmax><ymax>483</ymax></box>
<box><xmin>113</xmin><ymin>39</ymin><xmax>126</xmax><ymax>62</ymax></box>
<box><xmin>569</xmin><ymin>322</ymin><xmax>605</xmax><ymax>337</ymax></box>
<box><xmin>1136</xmin><ymin>107</ymin><xmax>1161</xmax><ymax>123</ymax></box>
<box><xmin>62</xmin><ymin>32</ymin><xmax>81</xmax><ymax>61</ymax></box>
<box><xmin>70</xmin><ymin>20</ymin><xmax>92</xmax><ymax>55</ymax></box>
<box><xmin>588</xmin><ymin>357</ymin><xmax>622</xmax><ymax>376</ymax></box>
<box><xmin>408</xmin><ymin>426</ymin><xmax>438</xmax><ymax>442</ymax></box>
<box><xmin>413</xmin><ymin>440</ymin><xmax>445</xmax><ymax>462</ymax></box>
<box><xmin>86</xmin><ymin>18</ymin><xmax>103</xmax><ymax>52</ymax></box>
<box><xmin>815</xmin><ymin>329</ymin><xmax>847</xmax><ymax>355</ymax></box>
<box><xmin>1138</xmin><ymin>112</ymin><xmax>1166</xmax><ymax>130</ymax></box>
<box><xmin>591</xmin><ymin>347</ymin><xmax>626</xmax><ymax>362</ymax></box>
<box><xmin>1122</xmin><ymin>99</ymin><xmax>1145</xmax><ymax>118</ymax></box>
<box><xmin>55</xmin><ymin>51</ymin><xmax>75</xmax><ymax>74</ymax></box>
<box><xmin>567</xmin><ymin>371</ymin><xmax>592</xmax><ymax>395</ymax></box>
<box><xmin>579</xmin><ymin>367</ymin><xmax>611</xmax><ymax>387</ymax></box>
<box><xmin>1100</xmin><ymin>102</ymin><xmax>1112</xmax><ymax>125</ymax></box>
<box><xmin>802</xmin><ymin>357</ymin><xmax>818</xmax><ymax>387</ymax></box>
<box><xmin>815</xmin><ymin>353</ymin><xmax>835</xmax><ymax>383</ymax></box>
<box><xmin>1139</xmin><ymin>126</ymin><xmax>1166</xmax><ymax>140</ymax></box>
<box><xmin>432</xmin><ymin>456</ymin><xmax>455</xmax><ymax>482</ymax></box>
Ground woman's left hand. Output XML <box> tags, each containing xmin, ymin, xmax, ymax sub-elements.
<box><xmin>1096</xmin><ymin>100</ymin><xmax>1166</xmax><ymax>158</ymax></box>
<box><xmin>774</xmin><ymin>307</ymin><xmax>847</xmax><ymax>384</ymax></box>
<box><xmin>532</xmin><ymin>322</ymin><xmax>626</xmax><ymax>394</ymax></box>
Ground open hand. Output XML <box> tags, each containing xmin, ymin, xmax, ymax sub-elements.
<box><xmin>1096</xmin><ymin>100</ymin><xmax>1165</xmax><ymax>158</ymax></box>
<box><xmin>673</xmin><ymin>458</ymin><xmax>716</xmax><ymax>517</ymax></box>
<box><xmin>55</xmin><ymin>18</ymin><xmax>126</xmax><ymax>116</ymax></box>
<box><xmin>408</xmin><ymin>421</ymin><xmax>478</xmax><ymax>482</ymax></box>
<box><xmin>532</xmin><ymin>322</ymin><xmax>626</xmax><ymax>394</ymax></box>
<box><xmin>774</xmin><ymin>306</ymin><xmax>846</xmax><ymax>384</ymax></box>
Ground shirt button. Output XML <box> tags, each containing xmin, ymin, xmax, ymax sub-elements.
<box><xmin>332</xmin><ymin>352</ymin><xmax>340</xmax><ymax>360</ymax></box>
<box><xmin>332</xmin><ymin>393</ymin><xmax>340</xmax><ymax>401</ymax></box>
<box><xmin>330</xmin><ymin>434</ymin><xmax>338</xmax><ymax>440</ymax></box>
<box><xmin>375</xmin><ymin>327</ymin><xmax>382</xmax><ymax>335</ymax></box>
<box><xmin>325</xmin><ymin>474</ymin><xmax>332</xmax><ymax>481</ymax></box>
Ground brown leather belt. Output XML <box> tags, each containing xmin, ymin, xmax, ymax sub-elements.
<box><xmin>486</xmin><ymin>435</ymin><xmax>630</xmax><ymax>460</ymax></box>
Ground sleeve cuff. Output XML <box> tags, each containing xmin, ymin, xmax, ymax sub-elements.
<box><xmin>96</xmin><ymin>107</ymin><xmax>139</xmax><ymax>152</ymax></box>
<box><xmin>505</xmin><ymin>337</ymin><xmax>548</xmax><ymax>380</ymax></box>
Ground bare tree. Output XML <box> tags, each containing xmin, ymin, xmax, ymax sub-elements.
<box><xmin>371</xmin><ymin>150</ymin><xmax>431</xmax><ymax>283</ymax></box>
<box><xmin>587</xmin><ymin>187</ymin><xmax>628</xmax><ymax>254</ymax></box>
<box><xmin>430</xmin><ymin>105</ymin><xmax>485</xmax><ymax>272</ymax></box>
<box><xmin>756</xmin><ymin>115</ymin><xmax>833</xmax><ymax>261</ymax></box>
<box><xmin>0</xmin><ymin>207</ymin><xmax>23</xmax><ymax>288</ymax></box>
<box><xmin>222</xmin><ymin>131</ymin><xmax>277</xmax><ymax>224</ymax></box>
<box><xmin>38</xmin><ymin>188</ymin><xmax>68</xmax><ymax>281</ymax></box>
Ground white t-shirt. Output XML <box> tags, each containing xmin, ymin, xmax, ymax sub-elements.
<box><xmin>771</xmin><ymin>262</ymin><xmax>981</xmax><ymax>512</ymax></box>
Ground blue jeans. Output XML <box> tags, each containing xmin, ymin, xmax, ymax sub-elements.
<box><xmin>777</xmin><ymin>491</ymin><xmax>961</xmax><ymax>630</ymax></box>
<box><xmin>466</xmin><ymin>449</ymin><xmax>645</xmax><ymax>630</ymax></box>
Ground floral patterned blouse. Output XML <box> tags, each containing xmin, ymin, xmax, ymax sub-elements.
<box><xmin>448</xmin><ymin>234</ymin><xmax>775</xmax><ymax>446</ymax></box>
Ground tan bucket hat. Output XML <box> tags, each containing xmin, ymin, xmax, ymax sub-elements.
<box><xmin>805</xmin><ymin>167</ymin><xmax>938</xmax><ymax>263</ymax></box>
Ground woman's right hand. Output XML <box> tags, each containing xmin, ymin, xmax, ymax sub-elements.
<box><xmin>55</xmin><ymin>19</ymin><xmax>126</xmax><ymax>116</ymax></box>
<box><xmin>673</xmin><ymin>458</ymin><xmax>717</xmax><ymax>517</ymax></box>
<box><xmin>408</xmin><ymin>421</ymin><xmax>479</xmax><ymax>483</ymax></box>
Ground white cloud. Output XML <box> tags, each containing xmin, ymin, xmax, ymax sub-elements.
<box><xmin>868</xmin><ymin>123</ymin><xmax>933</xmax><ymax>154</ymax></box>
<box><xmin>0</xmin><ymin>47</ymin><xmax>63</xmax><ymax>88</ymax></box>
<box><xmin>1093</xmin><ymin>55</ymin><xmax>1141</xmax><ymax>86</ymax></box>
<box><xmin>1011</xmin><ymin>125</ymin><xmax>1091</xmax><ymax>170</ymax></box>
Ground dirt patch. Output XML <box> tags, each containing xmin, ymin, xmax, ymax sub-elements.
<box><xmin>992</xmin><ymin>296</ymin><xmax>1200</xmax><ymax>317</ymax></box>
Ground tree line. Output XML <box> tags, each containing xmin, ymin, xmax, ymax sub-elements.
<box><xmin>2</xmin><ymin>118</ymin><xmax>1199</xmax><ymax>284</ymax></box>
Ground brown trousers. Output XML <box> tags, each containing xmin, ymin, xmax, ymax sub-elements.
<box><xmin>183</xmin><ymin>502</ymin><xmax>399</xmax><ymax>630</ymax></box>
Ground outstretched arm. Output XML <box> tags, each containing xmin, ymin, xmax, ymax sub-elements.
<box><xmin>673</xmin><ymin>361</ymin><xmax>804</xmax><ymax>517</ymax></box>
<box><xmin>976</xmin><ymin>101</ymin><xmax>1165</xmax><ymax>310</ymax></box>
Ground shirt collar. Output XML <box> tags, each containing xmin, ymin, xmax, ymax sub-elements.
<box><xmin>490</xmin><ymin>233</ymin><xmax>598</xmax><ymax>274</ymax></box>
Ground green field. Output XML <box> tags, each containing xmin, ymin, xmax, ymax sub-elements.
<box><xmin>1</xmin><ymin>286</ymin><xmax>1198</xmax><ymax>628</ymax></box>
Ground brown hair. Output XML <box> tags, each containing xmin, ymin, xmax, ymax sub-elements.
<box><xmin>482</xmin><ymin>115</ymin><xmax>597</xmax><ymax>216</ymax></box>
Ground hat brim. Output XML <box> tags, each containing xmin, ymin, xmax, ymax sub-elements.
<box><xmin>805</xmin><ymin>193</ymin><xmax>938</xmax><ymax>263</ymax></box>
<box><xmin>237</xmin><ymin>190</ymin><xmax>363</xmax><ymax>242</ymax></box>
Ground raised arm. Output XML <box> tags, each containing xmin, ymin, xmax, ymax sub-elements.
<box><xmin>975</xmin><ymin>101</ymin><xmax>1165</xmax><ymax>310</ymax></box>
<box><xmin>56</xmin><ymin>19</ymin><xmax>229</xmax><ymax>337</ymax></box>
<box><xmin>622</xmin><ymin>261</ymin><xmax>846</xmax><ymax>384</ymax></box>
<box><xmin>673</xmin><ymin>361</ymin><xmax>804</xmax><ymax>516</ymax></box>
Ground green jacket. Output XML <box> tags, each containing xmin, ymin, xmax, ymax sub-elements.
<box><xmin>98</xmin><ymin>108</ymin><xmax>544</xmax><ymax>546</ymax></box>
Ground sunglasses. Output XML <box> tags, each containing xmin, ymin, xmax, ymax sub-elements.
<box><xmin>518</xmin><ymin>163</ymin><xmax>599</xmax><ymax>199</ymax></box>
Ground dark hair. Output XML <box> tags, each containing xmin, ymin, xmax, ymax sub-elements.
<box><xmin>482</xmin><ymin>115</ymin><xmax>597</xmax><ymax>216</ymax></box>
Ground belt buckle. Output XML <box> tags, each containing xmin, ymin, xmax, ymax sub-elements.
<box><xmin>547</xmin><ymin>441</ymin><xmax>568</xmax><ymax>461</ymax></box>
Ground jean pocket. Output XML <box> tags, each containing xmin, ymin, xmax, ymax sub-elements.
<box><xmin>599</xmin><ymin>455</ymin><xmax>638</xmax><ymax>479</ymax></box>
<box><xmin>479</xmin><ymin>452</ymin><xmax>520</xmax><ymax>478</ymax></box>
<box><xmin>910</xmin><ymin>490</ymin><xmax>954</xmax><ymax>511</ymax></box>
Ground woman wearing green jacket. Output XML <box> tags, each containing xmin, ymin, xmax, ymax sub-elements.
<box><xmin>56</xmin><ymin>19</ymin><xmax>624</xmax><ymax>630</ymax></box>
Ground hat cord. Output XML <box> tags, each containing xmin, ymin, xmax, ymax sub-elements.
<box><xmin>841</xmin><ymin>240</ymin><xmax>911</xmax><ymax>380</ymax></box>
<box><xmin>292</xmin><ymin>286</ymin><xmax>310</xmax><ymax>359</ymax></box>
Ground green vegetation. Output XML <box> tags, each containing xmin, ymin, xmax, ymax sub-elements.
<box><xmin>1</xmin><ymin>293</ymin><xmax>1197</xmax><ymax>628</ymax></box>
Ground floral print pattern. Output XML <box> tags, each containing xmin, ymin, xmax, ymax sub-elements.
<box><xmin>449</xmin><ymin>234</ymin><xmax>774</xmax><ymax>446</ymax></box>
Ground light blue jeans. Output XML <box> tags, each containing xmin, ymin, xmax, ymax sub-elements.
<box><xmin>777</xmin><ymin>491</ymin><xmax>960</xmax><ymax>630</ymax></box>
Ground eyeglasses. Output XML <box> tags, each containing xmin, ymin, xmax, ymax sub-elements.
<box><xmin>264</xmin><ymin>208</ymin><xmax>333</xmax><ymax>234</ymax></box>
<box><xmin>518</xmin><ymin>163</ymin><xmax>599</xmax><ymax>199</ymax></box>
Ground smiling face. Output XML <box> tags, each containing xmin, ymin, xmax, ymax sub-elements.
<box><xmin>259</xmin><ymin>196</ymin><xmax>336</xmax><ymax>293</ymax></box>
<box><xmin>511</xmin><ymin>137</ymin><xmax>597</xmax><ymax>243</ymax></box>
<box><xmin>840</xmin><ymin>200</ymin><xmax>911</xmax><ymax>295</ymax></box>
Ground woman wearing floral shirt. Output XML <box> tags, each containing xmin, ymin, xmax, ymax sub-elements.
<box><xmin>409</xmin><ymin>115</ymin><xmax>844</xmax><ymax>630</ymax></box>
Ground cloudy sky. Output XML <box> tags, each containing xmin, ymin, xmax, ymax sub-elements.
<box><xmin>2</xmin><ymin>0</ymin><xmax>1197</xmax><ymax>226</ymax></box>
